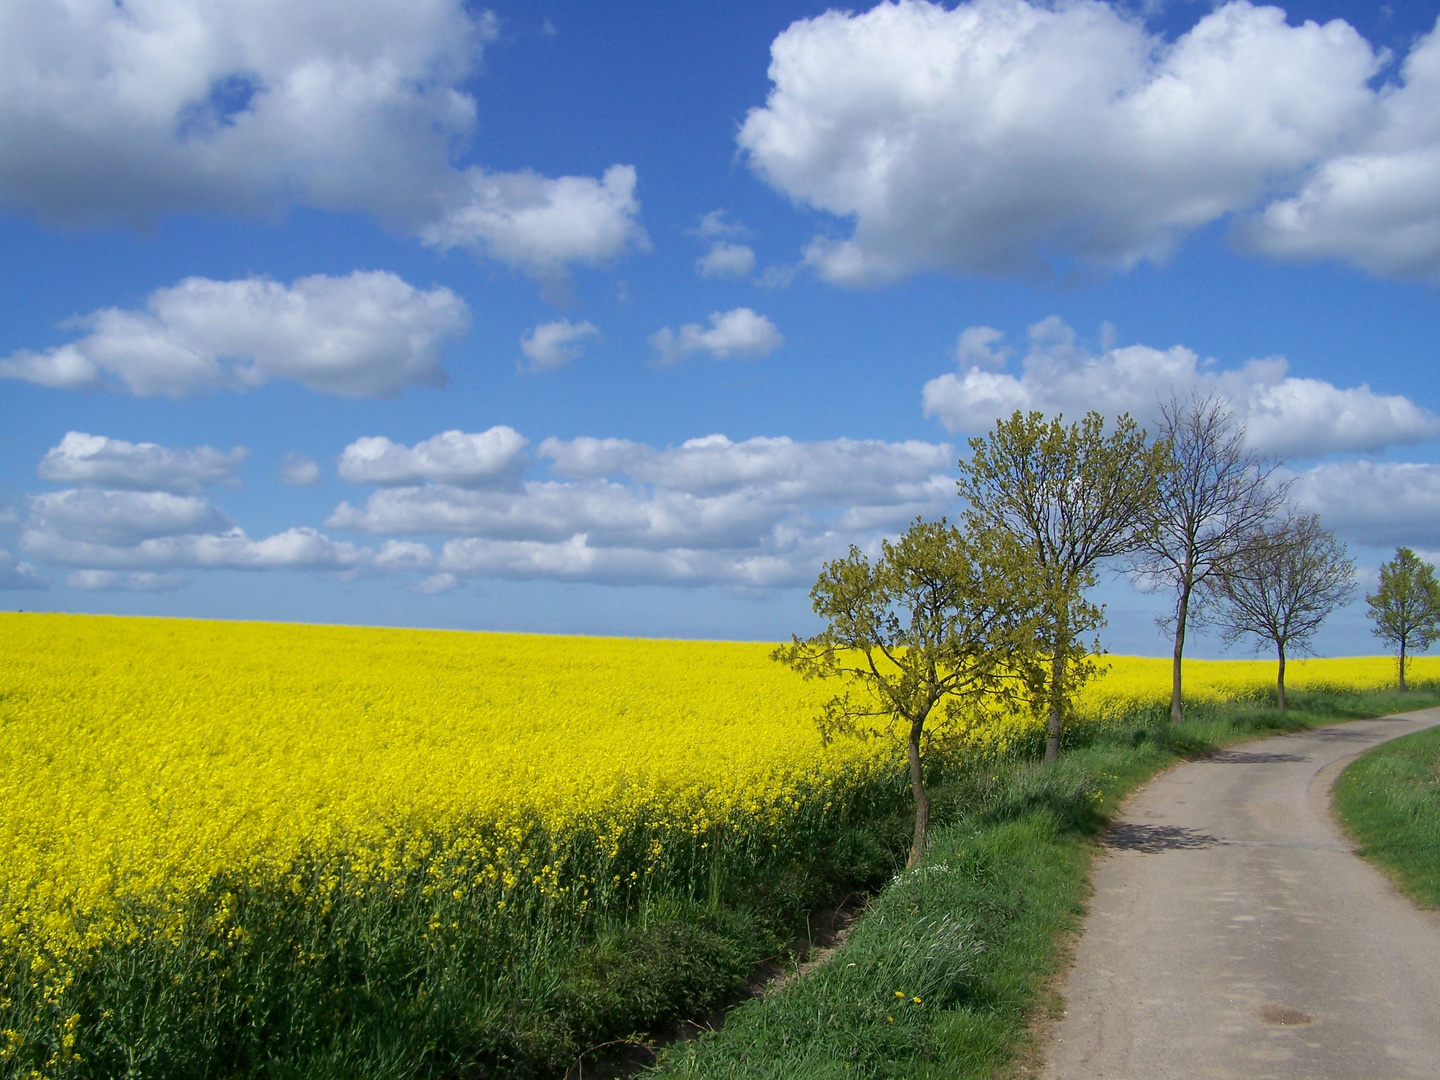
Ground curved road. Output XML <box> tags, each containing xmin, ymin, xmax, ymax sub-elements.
<box><xmin>1042</xmin><ymin>708</ymin><xmax>1440</xmax><ymax>1080</ymax></box>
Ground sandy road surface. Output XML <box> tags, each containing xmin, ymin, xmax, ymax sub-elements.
<box><xmin>1042</xmin><ymin>708</ymin><xmax>1440</xmax><ymax>1080</ymax></box>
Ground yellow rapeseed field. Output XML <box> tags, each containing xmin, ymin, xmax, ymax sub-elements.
<box><xmin>0</xmin><ymin>614</ymin><xmax>898</xmax><ymax>977</ymax></box>
<box><xmin>1080</xmin><ymin>654</ymin><xmax>1440</xmax><ymax>719</ymax></box>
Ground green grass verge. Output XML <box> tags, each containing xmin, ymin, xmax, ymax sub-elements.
<box><xmin>655</xmin><ymin>686</ymin><xmax>1440</xmax><ymax>1080</ymax></box>
<box><xmin>1334</xmin><ymin>719</ymin><xmax>1440</xmax><ymax>909</ymax></box>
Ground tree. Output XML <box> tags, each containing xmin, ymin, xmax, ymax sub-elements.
<box><xmin>1366</xmin><ymin>547</ymin><xmax>1440</xmax><ymax>691</ymax></box>
<box><xmin>772</xmin><ymin>519</ymin><xmax>1038</xmax><ymax>869</ymax></box>
<box><xmin>957</xmin><ymin>410</ymin><xmax>1170</xmax><ymax>763</ymax></box>
<box><xmin>1132</xmin><ymin>394</ymin><xmax>1289</xmax><ymax>723</ymax></box>
<box><xmin>1205</xmin><ymin>513</ymin><xmax>1356</xmax><ymax>709</ymax></box>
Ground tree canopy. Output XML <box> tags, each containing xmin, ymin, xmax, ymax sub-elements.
<box><xmin>772</xmin><ymin>519</ymin><xmax>1039</xmax><ymax>868</ymax></box>
<box><xmin>957</xmin><ymin>410</ymin><xmax>1169</xmax><ymax>761</ymax></box>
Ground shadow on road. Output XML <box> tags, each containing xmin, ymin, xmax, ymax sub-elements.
<box><xmin>1104</xmin><ymin>823</ymin><xmax>1219</xmax><ymax>853</ymax></box>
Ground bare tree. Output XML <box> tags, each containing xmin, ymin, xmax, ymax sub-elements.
<box><xmin>1133</xmin><ymin>395</ymin><xmax>1289</xmax><ymax>722</ymax></box>
<box><xmin>958</xmin><ymin>410</ymin><xmax>1170</xmax><ymax>761</ymax></box>
<box><xmin>1205</xmin><ymin>513</ymin><xmax>1356</xmax><ymax>709</ymax></box>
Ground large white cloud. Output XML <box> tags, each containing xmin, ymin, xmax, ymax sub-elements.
<box><xmin>327</xmin><ymin>431</ymin><xmax>955</xmax><ymax>586</ymax></box>
<box><xmin>0</xmin><ymin>0</ymin><xmax>643</xmax><ymax>276</ymax></box>
<box><xmin>0</xmin><ymin>272</ymin><xmax>469</xmax><ymax>398</ymax></box>
<box><xmin>1289</xmin><ymin>461</ymin><xmax>1440</xmax><ymax>550</ymax></box>
<box><xmin>921</xmin><ymin>316</ymin><xmax>1439</xmax><ymax>458</ymax></box>
<box><xmin>740</xmin><ymin>0</ymin><xmax>1383</xmax><ymax>283</ymax></box>
<box><xmin>26</xmin><ymin>489</ymin><xmax>231</xmax><ymax>548</ymax></box>
<box><xmin>650</xmin><ymin>309</ymin><xmax>783</xmax><ymax>366</ymax></box>
<box><xmin>1243</xmin><ymin>20</ymin><xmax>1440</xmax><ymax>282</ymax></box>
<box><xmin>26</xmin><ymin>524</ymin><xmax>373</xmax><ymax>573</ymax></box>
<box><xmin>337</xmin><ymin>427</ymin><xmax>528</xmax><ymax>487</ymax></box>
<box><xmin>38</xmin><ymin>432</ymin><xmax>246</xmax><ymax>492</ymax></box>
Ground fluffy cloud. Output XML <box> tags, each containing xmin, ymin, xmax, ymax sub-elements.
<box><xmin>740</xmin><ymin>0</ymin><xmax>1383</xmax><ymax>283</ymax></box>
<box><xmin>38</xmin><ymin>432</ymin><xmax>246</xmax><ymax>492</ymax></box>
<box><xmin>1243</xmin><ymin>21</ymin><xmax>1440</xmax><ymax>282</ymax></box>
<box><xmin>337</xmin><ymin>428</ymin><xmax>527</xmax><ymax>487</ymax></box>
<box><xmin>327</xmin><ymin>431</ymin><xmax>954</xmax><ymax>586</ymax></box>
<box><xmin>278</xmin><ymin>453</ymin><xmax>322</xmax><ymax>486</ymax></box>
<box><xmin>696</xmin><ymin>242</ymin><xmax>757</xmax><ymax>279</ymax></box>
<box><xmin>414</xmin><ymin>572</ymin><xmax>460</xmax><ymax>595</ymax></box>
<box><xmin>17</xmin><ymin>434</ymin><xmax>419</xmax><ymax>578</ymax></box>
<box><xmin>24</xmin><ymin>517</ymin><xmax>372</xmax><ymax>572</ymax></box>
<box><xmin>21</xmin><ymin>478</ymin><xmax>379</xmax><ymax>574</ymax></box>
<box><xmin>420</xmin><ymin>165</ymin><xmax>647</xmax><ymax>282</ymax></box>
<box><xmin>520</xmin><ymin>319</ymin><xmax>600</xmax><ymax>372</ymax></box>
<box><xmin>0</xmin><ymin>0</ymin><xmax>644</xmax><ymax>278</ymax></box>
<box><xmin>1</xmin><ymin>272</ymin><xmax>469</xmax><ymax>398</ymax></box>
<box><xmin>26</xmin><ymin>489</ymin><xmax>230</xmax><ymax>548</ymax></box>
<box><xmin>650</xmin><ymin>309</ymin><xmax>782</xmax><ymax>366</ymax></box>
<box><xmin>67</xmin><ymin>569</ymin><xmax>187</xmax><ymax>592</ymax></box>
<box><xmin>0</xmin><ymin>550</ymin><xmax>46</xmax><ymax>590</ymax></box>
<box><xmin>921</xmin><ymin>316</ymin><xmax>1439</xmax><ymax>458</ymax></box>
<box><xmin>1289</xmin><ymin>461</ymin><xmax>1440</xmax><ymax>550</ymax></box>
<box><xmin>434</xmin><ymin>535</ymin><xmax>810</xmax><ymax>588</ymax></box>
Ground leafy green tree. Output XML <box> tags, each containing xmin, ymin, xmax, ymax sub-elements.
<box><xmin>1366</xmin><ymin>547</ymin><xmax>1440</xmax><ymax>691</ymax></box>
<box><xmin>1206</xmin><ymin>513</ymin><xmax>1356</xmax><ymax>709</ymax></box>
<box><xmin>957</xmin><ymin>410</ymin><xmax>1170</xmax><ymax>762</ymax></box>
<box><xmin>773</xmin><ymin>519</ymin><xmax>1039</xmax><ymax>869</ymax></box>
<box><xmin>1132</xmin><ymin>394</ymin><xmax>1289</xmax><ymax>723</ymax></box>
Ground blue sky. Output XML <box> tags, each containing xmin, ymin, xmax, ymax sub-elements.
<box><xmin>4</xmin><ymin>0</ymin><xmax>1440</xmax><ymax>656</ymax></box>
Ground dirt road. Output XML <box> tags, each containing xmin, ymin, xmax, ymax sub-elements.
<box><xmin>1042</xmin><ymin>708</ymin><xmax>1440</xmax><ymax>1080</ymax></box>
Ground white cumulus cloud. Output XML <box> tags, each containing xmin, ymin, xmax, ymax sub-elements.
<box><xmin>16</xmin><ymin>437</ymin><xmax>425</xmax><ymax>580</ymax></box>
<box><xmin>520</xmin><ymin>318</ymin><xmax>600</xmax><ymax>372</ymax></box>
<box><xmin>326</xmin><ymin>431</ymin><xmax>954</xmax><ymax>587</ymax></box>
<box><xmin>26</xmin><ymin>489</ymin><xmax>231</xmax><ymax>548</ymax></box>
<box><xmin>696</xmin><ymin>242</ymin><xmax>757</xmax><ymax>279</ymax></box>
<box><xmin>414</xmin><ymin>571</ymin><xmax>460</xmax><ymax>595</ymax></box>
<box><xmin>650</xmin><ymin>308</ymin><xmax>782</xmax><ymax>366</ymax></box>
<box><xmin>67</xmin><ymin>569</ymin><xmax>187</xmax><ymax>592</ymax></box>
<box><xmin>38</xmin><ymin>432</ymin><xmax>246</xmax><ymax>492</ymax></box>
<box><xmin>337</xmin><ymin>427</ymin><xmax>528</xmax><ymax>487</ymax></box>
<box><xmin>921</xmin><ymin>316</ymin><xmax>1439</xmax><ymax>458</ymax></box>
<box><xmin>1</xmin><ymin>272</ymin><xmax>469</xmax><ymax>398</ymax></box>
<box><xmin>1289</xmin><ymin>461</ymin><xmax>1440</xmax><ymax>550</ymax></box>
<box><xmin>1243</xmin><ymin>19</ymin><xmax>1440</xmax><ymax>282</ymax></box>
<box><xmin>740</xmin><ymin>0</ymin><xmax>1382</xmax><ymax>283</ymax></box>
<box><xmin>278</xmin><ymin>453</ymin><xmax>322</xmax><ymax>486</ymax></box>
<box><xmin>0</xmin><ymin>0</ymin><xmax>646</xmax><ymax>280</ymax></box>
<box><xmin>24</xmin><ymin>519</ymin><xmax>371</xmax><ymax>573</ymax></box>
<box><xmin>420</xmin><ymin>165</ymin><xmax>647</xmax><ymax>282</ymax></box>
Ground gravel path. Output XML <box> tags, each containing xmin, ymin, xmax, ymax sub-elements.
<box><xmin>1042</xmin><ymin>708</ymin><xmax>1440</xmax><ymax>1080</ymax></box>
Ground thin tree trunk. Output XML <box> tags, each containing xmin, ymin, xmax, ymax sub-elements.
<box><xmin>1400</xmin><ymin>637</ymin><xmax>1408</xmax><ymax>692</ymax></box>
<box><xmin>1276</xmin><ymin>642</ymin><xmax>1287</xmax><ymax>711</ymax></box>
<box><xmin>1171</xmin><ymin>577</ymin><xmax>1192</xmax><ymax>724</ymax></box>
<box><xmin>1045</xmin><ymin>650</ymin><xmax>1064</xmax><ymax>764</ymax></box>
<box><xmin>906</xmin><ymin>716</ymin><xmax>929</xmax><ymax>870</ymax></box>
